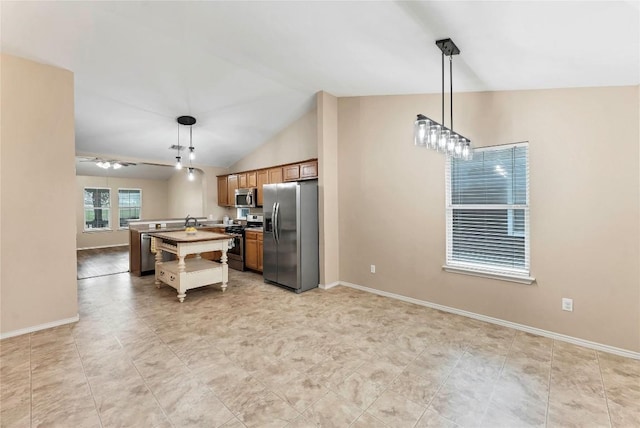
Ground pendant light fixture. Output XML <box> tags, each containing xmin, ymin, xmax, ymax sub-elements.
<box><xmin>414</xmin><ymin>38</ymin><xmax>472</xmax><ymax>161</ymax></box>
<box><xmin>176</xmin><ymin>115</ymin><xmax>197</xmax><ymax>176</ymax></box>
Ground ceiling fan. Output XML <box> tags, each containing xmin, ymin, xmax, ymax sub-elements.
<box><xmin>78</xmin><ymin>157</ymin><xmax>137</xmax><ymax>170</ymax></box>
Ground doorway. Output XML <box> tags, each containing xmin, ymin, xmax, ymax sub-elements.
<box><xmin>77</xmin><ymin>246</ymin><xmax>129</xmax><ymax>279</ymax></box>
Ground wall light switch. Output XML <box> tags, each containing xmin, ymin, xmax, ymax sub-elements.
<box><xmin>562</xmin><ymin>298</ymin><xmax>573</xmax><ymax>312</ymax></box>
<box><xmin>370</xmin><ymin>265</ymin><xmax>376</xmax><ymax>274</ymax></box>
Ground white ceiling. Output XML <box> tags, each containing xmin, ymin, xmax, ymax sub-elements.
<box><xmin>2</xmin><ymin>1</ymin><xmax>638</xmax><ymax>168</ymax></box>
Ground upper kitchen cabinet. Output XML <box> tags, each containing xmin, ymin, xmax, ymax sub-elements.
<box><xmin>257</xmin><ymin>170</ymin><xmax>268</xmax><ymax>206</ymax></box>
<box><xmin>300</xmin><ymin>160</ymin><xmax>318</xmax><ymax>179</ymax></box>
<box><xmin>217</xmin><ymin>176</ymin><xmax>228</xmax><ymax>206</ymax></box>
<box><xmin>268</xmin><ymin>167</ymin><xmax>283</xmax><ymax>184</ymax></box>
<box><xmin>283</xmin><ymin>164</ymin><xmax>300</xmax><ymax>181</ymax></box>
<box><xmin>227</xmin><ymin>174</ymin><xmax>239</xmax><ymax>206</ymax></box>
<box><xmin>238</xmin><ymin>173</ymin><xmax>247</xmax><ymax>188</ymax></box>
<box><xmin>283</xmin><ymin>160</ymin><xmax>317</xmax><ymax>182</ymax></box>
<box><xmin>216</xmin><ymin>159</ymin><xmax>317</xmax><ymax>207</ymax></box>
<box><xmin>247</xmin><ymin>171</ymin><xmax>257</xmax><ymax>188</ymax></box>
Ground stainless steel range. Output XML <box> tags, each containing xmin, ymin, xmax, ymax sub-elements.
<box><xmin>224</xmin><ymin>225</ymin><xmax>245</xmax><ymax>271</ymax></box>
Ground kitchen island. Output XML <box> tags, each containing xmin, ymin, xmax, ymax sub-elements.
<box><xmin>149</xmin><ymin>230</ymin><xmax>233</xmax><ymax>302</ymax></box>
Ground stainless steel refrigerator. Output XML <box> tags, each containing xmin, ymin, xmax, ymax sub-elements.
<box><xmin>263</xmin><ymin>181</ymin><xmax>318</xmax><ymax>293</ymax></box>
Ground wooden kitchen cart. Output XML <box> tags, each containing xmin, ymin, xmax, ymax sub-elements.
<box><xmin>149</xmin><ymin>230</ymin><xmax>233</xmax><ymax>302</ymax></box>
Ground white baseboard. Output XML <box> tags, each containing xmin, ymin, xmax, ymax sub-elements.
<box><xmin>338</xmin><ymin>281</ymin><xmax>640</xmax><ymax>360</ymax></box>
<box><xmin>319</xmin><ymin>281</ymin><xmax>340</xmax><ymax>290</ymax></box>
<box><xmin>0</xmin><ymin>315</ymin><xmax>80</xmax><ymax>340</ymax></box>
<box><xmin>77</xmin><ymin>244</ymin><xmax>128</xmax><ymax>250</ymax></box>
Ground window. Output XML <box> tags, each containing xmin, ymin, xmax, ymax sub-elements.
<box><xmin>445</xmin><ymin>142</ymin><xmax>533</xmax><ymax>283</ymax></box>
<box><xmin>118</xmin><ymin>188</ymin><xmax>142</xmax><ymax>228</ymax></box>
<box><xmin>84</xmin><ymin>188</ymin><xmax>111</xmax><ymax>230</ymax></box>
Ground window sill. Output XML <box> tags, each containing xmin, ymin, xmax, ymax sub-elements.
<box><xmin>443</xmin><ymin>265</ymin><xmax>536</xmax><ymax>285</ymax></box>
<box><xmin>83</xmin><ymin>228</ymin><xmax>112</xmax><ymax>233</ymax></box>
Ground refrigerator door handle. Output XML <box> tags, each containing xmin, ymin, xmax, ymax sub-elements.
<box><xmin>271</xmin><ymin>202</ymin><xmax>277</xmax><ymax>242</ymax></box>
<box><xmin>274</xmin><ymin>202</ymin><xmax>280</xmax><ymax>243</ymax></box>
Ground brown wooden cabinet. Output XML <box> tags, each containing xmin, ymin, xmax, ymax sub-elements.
<box><xmin>247</xmin><ymin>171</ymin><xmax>257</xmax><ymax>188</ymax></box>
<box><xmin>245</xmin><ymin>230</ymin><xmax>261</xmax><ymax>271</ymax></box>
<box><xmin>217</xmin><ymin>176</ymin><xmax>228</xmax><ymax>206</ymax></box>
<box><xmin>129</xmin><ymin>229</ymin><xmax>142</xmax><ymax>276</ymax></box>
<box><xmin>269</xmin><ymin>167</ymin><xmax>283</xmax><ymax>184</ymax></box>
<box><xmin>238</xmin><ymin>173</ymin><xmax>247</xmax><ymax>188</ymax></box>
<box><xmin>227</xmin><ymin>174</ymin><xmax>238</xmax><ymax>206</ymax></box>
<box><xmin>300</xmin><ymin>160</ymin><xmax>318</xmax><ymax>179</ymax></box>
<box><xmin>217</xmin><ymin>159</ymin><xmax>317</xmax><ymax>207</ymax></box>
<box><xmin>257</xmin><ymin>232</ymin><xmax>263</xmax><ymax>272</ymax></box>
<box><xmin>257</xmin><ymin>170</ymin><xmax>268</xmax><ymax>206</ymax></box>
<box><xmin>284</xmin><ymin>164</ymin><xmax>300</xmax><ymax>181</ymax></box>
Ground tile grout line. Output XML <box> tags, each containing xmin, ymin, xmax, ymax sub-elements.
<box><xmin>595</xmin><ymin>351</ymin><xmax>614</xmax><ymax>428</ymax></box>
<box><xmin>545</xmin><ymin>340</ymin><xmax>556</xmax><ymax>428</ymax></box>
<box><xmin>129</xmin><ymin>360</ymin><xmax>177</xmax><ymax>428</ymax></box>
<box><xmin>477</xmin><ymin>331</ymin><xmax>518</xmax><ymax>425</ymax></box>
<box><xmin>133</xmin><ymin>311</ymin><xmax>239</xmax><ymax>424</ymax></box>
<box><xmin>409</xmin><ymin>340</ymin><xmax>470</xmax><ymax>428</ymax></box>
<box><xmin>73</xmin><ymin>337</ymin><xmax>104</xmax><ymax>428</ymax></box>
<box><xmin>351</xmin><ymin>339</ymin><xmax>428</xmax><ymax>428</ymax></box>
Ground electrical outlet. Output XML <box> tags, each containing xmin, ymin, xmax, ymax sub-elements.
<box><xmin>370</xmin><ymin>265</ymin><xmax>376</xmax><ymax>274</ymax></box>
<box><xmin>562</xmin><ymin>298</ymin><xmax>573</xmax><ymax>312</ymax></box>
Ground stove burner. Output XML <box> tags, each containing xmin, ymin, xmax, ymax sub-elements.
<box><xmin>225</xmin><ymin>225</ymin><xmax>245</xmax><ymax>235</ymax></box>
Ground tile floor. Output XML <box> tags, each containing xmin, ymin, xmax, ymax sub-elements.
<box><xmin>1</xmin><ymin>270</ymin><xmax>639</xmax><ymax>427</ymax></box>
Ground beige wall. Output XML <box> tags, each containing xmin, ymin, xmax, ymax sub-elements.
<box><xmin>337</xmin><ymin>86</ymin><xmax>640</xmax><ymax>352</ymax></box>
<box><xmin>228</xmin><ymin>108</ymin><xmax>317</xmax><ymax>173</ymax></box>
<box><xmin>76</xmin><ymin>175</ymin><xmax>169</xmax><ymax>249</ymax></box>
<box><xmin>1</xmin><ymin>55</ymin><xmax>78</xmax><ymax>334</ymax></box>
<box><xmin>317</xmin><ymin>92</ymin><xmax>340</xmax><ymax>287</ymax></box>
<box><xmin>200</xmin><ymin>166</ymin><xmax>234</xmax><ymax>220</ymax></box>
<box><xmin>167</xmin><ymin>168</ymin><xmax>205</xmax><ymax>218</ymax></box>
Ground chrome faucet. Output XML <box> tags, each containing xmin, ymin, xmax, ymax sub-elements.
<box><xmin>184</xmin><ymin>214</ymin><xmax>198</xmax><ymax>227</ymax></box>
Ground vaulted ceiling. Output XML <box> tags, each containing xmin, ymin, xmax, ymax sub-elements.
<box><xmin>2</xmin><ymin>1</ymin><xmax>638</xmax><ymax>168</ymax></box>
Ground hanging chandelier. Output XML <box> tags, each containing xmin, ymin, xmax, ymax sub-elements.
<box><xmin>175</xmin><ymin>115</ymin><xmax>197</xmax><ymax>180</ymax></box>
<box><xmin>414</xmin><ymin>38</ymin><xmax>472</xmax><ymax>161</ymax></box>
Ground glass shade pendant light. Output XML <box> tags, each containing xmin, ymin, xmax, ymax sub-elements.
<box><xmin>176</xmin><ymin>115</ymin><xmax>197</xmax><ymax>177</ymax></box>
<box><xmin>413</xmin><ymin>38</ymin><xmax>473</xmax><ymax>160</ymax></box>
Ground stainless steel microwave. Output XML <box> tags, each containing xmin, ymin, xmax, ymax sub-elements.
<box><xmin>234</xmin><ymin>188</ymin><xmax>257</xmax><ymax>208</ymax></box>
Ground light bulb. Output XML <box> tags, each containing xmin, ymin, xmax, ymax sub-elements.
<box><xmin>188</xmin><ymin>168</ymin><xmax>195</xmax><ymax>181</ymax></box>
<box><xmin>453</xmin><ymin>138</ymin><xmax>463</xmax><ymax>158</ymax></box>
<box><xmin>413</xmin><ymin>116</ymin><xmax>428</xmax><ymax>147</ymax></box>
<box><xmin>113</xmin><ymin>163</ymin><xmax>122</xmax><ymax>170</ymax></box>
<box><xmin>102</xmin><ymin>161</ymin><xmax>111</xmax><ymax>169</ymax></box>
<box><xmin>96</xmin><ymin>161</ymin><xmax>104</xmax><ymax>168</ymax></box>
<box><xmin>438</xmin><ymin>129</ymin><xmax>450</xmax><ymax>152</ymax></box>
<box><xmin>189</xmin><ymin>147</ymin><xmax>195</xmax><ymax>160</ymax></box>
<box><xmin>175</xmin><ymin>156</ymin><xmax>182</xmax><ymax>170</ymax></box>
<box><xmin>462</xmin><ymin>140</ymin><xmax>473</xmax><ymax>161</ymax></box>
<box><xmin>429</xmin><ymin>124</ymin><xmax>441</xmax><ymax>150</ymax></box>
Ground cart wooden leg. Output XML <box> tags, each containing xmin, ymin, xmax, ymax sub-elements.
<box><xmin>154</xmin><ymin>238</ymin><xmax>163</xmax><ymax>288</ymax></box>
<box><xmin>221</xmin><ymin>245</ymin><xmax>228</xmax><ymax>292</ymax></box>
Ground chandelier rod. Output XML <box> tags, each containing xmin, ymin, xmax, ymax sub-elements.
<box><xmin>441</xmin><ymin>52</ymin><xmax>445</xmax><ymax>127</ymax></box>
<box><xmin>450</xmin><ymin>55</ymin><xmax>453</xmax><ymax>132</ymax></box>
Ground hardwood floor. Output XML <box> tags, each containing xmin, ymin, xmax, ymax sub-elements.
<box><xmin>77</xmin><ymin>246</ymin><xmax>129</xmax><ymax>279</ymax></box>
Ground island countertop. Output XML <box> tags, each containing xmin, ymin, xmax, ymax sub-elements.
<box><xmin>148</xmin><ymin>230</ymin><xmax>231</xmax><ymax>243</ymax></box>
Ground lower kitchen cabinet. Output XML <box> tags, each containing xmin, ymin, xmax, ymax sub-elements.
<box><xmin>245</xmin><ymin>230</ymin><xmax>263</xmax><ymax>272</ymax></box>
<box><xmin>257</xmin><ymin>232</ymin><xmax>263</xmax><ymax>271</ymax></box>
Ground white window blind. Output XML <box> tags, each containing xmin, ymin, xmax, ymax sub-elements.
<box><xmin>118</xmin><ymin>188</ymin><xmax>142</xmax><ymax>228</ymax></box>
<box><xmin>84</xmin><ymin>187</ymin><xmax>111</xmax><ymax>230</ymax></box>
<box><xmin>445</xmin><ymin>143</ymin><xmax>530</xmax><ymax>279</ymax></box>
